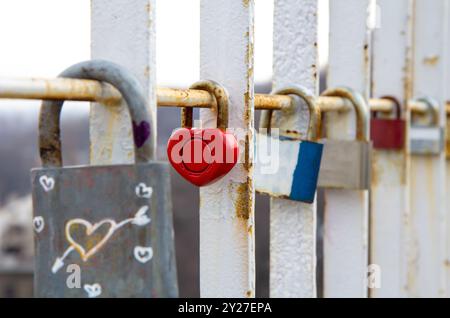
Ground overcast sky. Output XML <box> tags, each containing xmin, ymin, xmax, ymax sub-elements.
<box><xmin>0</xmin><ymin>0</ymin><xmax>328</xmax><ymax>117</ymax></box>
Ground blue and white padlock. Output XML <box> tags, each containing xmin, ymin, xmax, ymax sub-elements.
<box><xmin>255</xmin><ymin>86</ymin><xmax>323</xmax><ymax>203</ymax></box>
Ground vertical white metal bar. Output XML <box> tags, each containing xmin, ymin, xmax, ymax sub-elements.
<box><xmin>408</xmin><ymin>0</ymin><xmax>447</xmax><ymax>298</ymax></box>
<box><xmin>369</xmin><ymin>0</ymin><xmax>413</xmax><ymax>298</ymax></box>
<box><xmin>269</xmin><ymin>0</ymin><xmax>319</xmax><ymax>298</ymax></box>
<box><xmin>199</xmin><ymin>0</ymin><xmax>255</xmax><ymax>298</ymax></box>
<box><xmin>90</xmin><ymin>0</ymin><xmax>156</xmax><ymax>165</ymax></box>
<box><xmin>323</xmin><ymin>0</ymin><xmax>371</xmax><ymax>298</ymax></box>
<box><xmin>446</xmin><ymin>1</ymin><xmax>450</xmax><ymax>298</ymax></box>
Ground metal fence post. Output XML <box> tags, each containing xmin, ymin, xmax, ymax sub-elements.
<box><xmin>199</xmin><ymin>0</ymin><xmax>255</xmax><ymax>298</ymax></box>
<box><xmin>268</xmin><ymin>0</ymin><xmax>319</xmax><ymax>298</ymax></box>
<box><xmin>369</xmin><ymin>0</ymin><xmax>413</xmax><ymax>298</ymax></box>
<box><xmin>408</xmin><ymin>0</ymin><xmax>448</xmax><ymax>298</ymax></box>
<box><xmin>90</xmin><ymin>0</ymin><xmax>157</xmax><ymax>165</ymax></box>
<box><xmin>323</xmin><ymin>0</ymin><xmax>371</xmax><ymax>298</ymax></box>
<box><xmin>446</xmin><ymin>0</ymin><xmax>450</xmax><ymax>298</ymax></box>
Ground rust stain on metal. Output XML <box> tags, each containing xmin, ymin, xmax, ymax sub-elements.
<box><xmin>234</xmin><ymin>181</ymin><xmax>252</xmax><ymax>220</ymax></box>
<box><xmin>243</xmin><ymin>26</ymin><xmax>254</xmax><ymax>177</ymax></box>
<box><xmin>312</xmin><ymin>63</ymin><xmax>317</xmax><ymax>81</ymax></box>
<box><xmin>157</xmin><ymin>88</ymin><xmax>214</xmax><ymax>108</ymax></box>
<box><xmin>245</xmin><ymin>33</ymin><xmax>255</xmax><ymax>128</ymax></box>
<box><xmin>283</xmin><ymin>129</ymin><xmax>304</xmax><ymax>139</ymax></box>
<box><xmin>7</xmin><ymin>78</ymin><xmax>122</xmax><ymax>104</ymax></box>
<box><xmin>424</xmin><ymin>158</ymin><xmax>437</xmax><ymax>217</ymax></box>
<box><xmin>245</xmin><ymin>290</ymin><xmax>253</xmax><ymax>298</ymax></box>
<box><xmin>242</xmin><ymin>0</ymin><xmax>250</xmax><ymax>8</ymax></box>
<box><xmin>446</xmin><ymin>118</ymin><xmax>450</xmax><ymax>159</ymax></box>
<box><xmin>423</xmin><ymin>55</ymin><xmax>440</xmax><ymax>66</ymax></box>
<box><xmin>364</xmin><ymin>43</ymin><xmax>370</xmax><ymax>68</ymax></box>
<box><xmin>254</xmin><ymin>94</ymin><xmax>289</xmax><ymax>110</ymax></box>
<box><xmin>247</xmin><ymin>224</ymin><xmax>253</xmax><ymax>236</ymax></box>
<box><xmin>363</xmin><ymin>43</ymin><xmax>371</xmax><ymax>97</ymax></box>
<box><xmin>370</xmin><ymin>151</ymin><xmax>381</xmax><ymax>187</ymax></box>
<box><xmin>243</xmin><ymin>134</ymin><xmax>251</xmax><ymax>172</ymax></box>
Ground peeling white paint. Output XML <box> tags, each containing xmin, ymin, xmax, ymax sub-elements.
<box><xmin>408</xmin><ymin>0</ymin><xmax>448</xmax><ymax>298</ymax></box>
<box><xmin>369</xmin><ymin>0</ymin><xmax>412</xmax><ymax>298</ymax></box>
<box><xmin>199</xmin><ymin>0</ymin><xmax>255</xmax><ymax>298</ymax></box>
<box><xmin>267</xmin><ymin>0</ymin><xmax>319</xmax><ymax>298</ymax></box>
<box><xmin>323</xmin><ymin>0</ymin><xmax>371</xmax><ymax>298</ymax></box>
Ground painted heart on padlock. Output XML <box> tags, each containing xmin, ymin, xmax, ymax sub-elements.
<box><xmin>167</xmin><ymin>128</ymin><xmax>239</xmax><ymax>186</ymax></box>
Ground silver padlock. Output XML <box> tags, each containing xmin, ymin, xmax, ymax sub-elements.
<box><xmin>317</xmin><ymin>87</ymin><xmax>372</xmax><ymax>190</ymax></box>
<box><xmin>31</xmin><ymin>60</ymin><xmax>178</xmax><ymax>298</ymax></box>
<box><xmin>409</xmin><ymin>97</ymin><xmax>444</xmax><ymax>155</ymax></box>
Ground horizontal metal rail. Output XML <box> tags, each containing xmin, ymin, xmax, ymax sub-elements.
<box><xmin>0</xmin><ymin>77</ymin><xmax>445</xmax><ymax>115</ymax></box>
<box><xmin>0</xmin><ymin>77</ymin><xmax>123</xmax><ymax>104</ymax></box>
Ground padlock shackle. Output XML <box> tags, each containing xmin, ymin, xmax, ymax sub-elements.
<box><xmin>372</xmin><ymin>96</ymin><xmax>402</xmax><ymax>119</ymax></box>
<box><xmin>411</xmin><ymin>96</ymin><xmax>440</xmax><ymax>127</ymax></box>
<box><xmin>39</xmin><ymin>60</ymin><xmax>155</xmax><ymax>167</ymax></box>
<box><xmin>182</xmin><ymin>80</ymin><xmax>230</xmax><ymax>130</ymax></box>
<box><xmin>321</xmin><ymin>87</ymin><xmax>369</xmax><ymax>142</ymax></box>
<box><xmin>261</xmin><ymin>86</ymin><xmax>321</xmax><ymax>141</ymax></box>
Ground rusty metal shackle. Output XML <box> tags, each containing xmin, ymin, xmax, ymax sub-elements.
<box><xmin>321</xmin><ymin>87</ymin><xmax>370</xmax><ymax>142</ymax></box>
<box><xmin>181</xmin><ymin>80</ymin><xmax>230</xmax><ymax>130</ymax></box>
<box><xmin>411</xmin><ymin>96</ymin><xmax>440</xmax><ymax>127</ymax></box>
<box><xmin>261</xmin><ymin>85</ymin><xmax>321</xmax><ymax>141</ymax></box>
<box><xmin>38</xmin><ymin>60</ymin><xmax>155</xmax><ymax>167</ymax></box>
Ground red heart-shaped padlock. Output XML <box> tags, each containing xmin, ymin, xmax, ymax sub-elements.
<box><xmin>167</xmin><ymin>127</ymin><xmax>238</xmax><ymax>186</ymax></box>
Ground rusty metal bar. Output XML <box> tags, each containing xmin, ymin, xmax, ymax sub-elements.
<box><xmin>157</xmin><ymin>88</ymin><xmax>431</xmax><ymax>115</ymax></box>
<box><xmin>158</xmin><ymin>88</ymin><xmax>431</xmax><ymax>115</ymax></box>
<box><xmin>0</xmin><ymin>77</ymin><xmax>445</xmax><ymax>115</ymax></box>
<box><xmin>0</xmin><ymin>77</ymin><xmax>122</xmax><ymax>104</ymax></box>
<box><xmin>157</xmin><ymin>87</ymin><xmax>214</xmax><ymax>108</ymax></box>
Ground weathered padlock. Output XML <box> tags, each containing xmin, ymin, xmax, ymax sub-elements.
<box><xmin>318</xmin><ymin>87</ymin><xmax>372</xmax><ymax>190</ymax></box>
<box><xmin>167</xmin><ymin>80</ymin><xmax>239</xmax><ymax>187</ymax></box>
<box><xmin>254</xmin><ymin>86</ymin><xmax>323</xmax><ymax>203</ymax></box>
<box><xmin>409</xmin><ymin>97</ymin><xmax>444</xmax><ymax>155</ymax></box>
<box><xmin>370</xmin><ymin>97</ymin><xmax>406</xmax><ymax>150</ymax></box>
<box><xmin>31</xmin><ymin>60</ymin><xmax>178</xmax><ymax>298</ymax></box>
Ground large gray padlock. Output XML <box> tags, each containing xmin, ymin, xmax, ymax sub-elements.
<box><xmin>31</xmin><ymin>60</ymin><xmax>178</xmax><ymax>298</ymax></box>
<box><xmin>318</xmin><ymin>87</ymin><xmax>372</xmax><ymax>190</ymax></box>
<box><xmin>409</xmin><ymin>97</ymin><xmax>444</xmax><ymax>155</ymax></box>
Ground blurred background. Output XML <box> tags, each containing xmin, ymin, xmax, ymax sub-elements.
<box><xmin>0</xmin><ymin>0</ymin><xmax>329</xmax><ymax>297</ymax></box>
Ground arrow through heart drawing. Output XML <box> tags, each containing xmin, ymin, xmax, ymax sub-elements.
<box><xmin>51</xmin><ymin>205</ymin><xmax>151</xmax><ymax>274</ymax></box>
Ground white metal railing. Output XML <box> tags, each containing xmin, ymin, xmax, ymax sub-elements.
<box><xmin>1</xmin><ymin>0</ymin><xmax>449</xmax><ymax>298</ymax></box>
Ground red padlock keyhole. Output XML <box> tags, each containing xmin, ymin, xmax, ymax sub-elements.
<box><xmin>181</xmin><ymin>137</ymin><xmax>211</xmax><ymax>173</ymax></box>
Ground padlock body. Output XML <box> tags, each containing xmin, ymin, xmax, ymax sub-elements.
<box><xmin>167</xmin><ymin>128</ymin><xmax>238</xmax><ymax>187</ymax></box>
<box><xmin>31</xmin><ymin>163</ymin><xmax>178</xmax><ymax>298</ymax></box>
<box><xmin>254</xmin><ymin>133</ymin><xmax>323</xmax><ymax>203</ymax></box>
<box><xmin>409</xmin><ymin>126</ymin><xmax>444</xmax><ymax>155</ymax></box>
<box><xmin>370</xmin><ymin>118</ymin><xmax>405</xmax><ymax>150</ymax></box>
<box><xmin>318</xmin><ymin>139</ymin><xmax>372</xmax><ymax>190</ymax></box>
